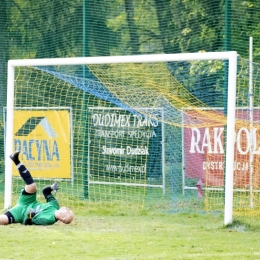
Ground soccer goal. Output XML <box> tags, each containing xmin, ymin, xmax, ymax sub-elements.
<box><xmin>5</xmin><ymin>52</ymin><xmax>237</xmax><ymax>224</ymax></box>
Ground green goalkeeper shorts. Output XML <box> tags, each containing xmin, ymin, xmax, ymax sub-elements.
<box><xmin>8</xmin><ymin>189</ymin><xmax>37</xmax><ymax>223</ymax></box>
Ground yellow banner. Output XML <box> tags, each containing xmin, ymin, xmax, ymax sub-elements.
<box><xmin>12</xmin><ymin>109</ymin><xmax>71</xmax><ymax>179</ymax></box>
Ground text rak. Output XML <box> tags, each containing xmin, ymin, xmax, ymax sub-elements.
<box><xmin>91</xmin><ymin>113</ymin><xmax>159</xmax><ymax>128</ymax></box>
<box><xmin>189</xmin><ymin>127</ymin><xmax>260</xmax><ymax>155</ymax></box>
<box><xmin>14</xmin><ymin>139</ymin><xmax>60</xmax><ymax>160</ymax></box>
<box><xmin>102</xmin><ymin>145</ymin><xmax>149</xmax><ymax>155</ymax></box>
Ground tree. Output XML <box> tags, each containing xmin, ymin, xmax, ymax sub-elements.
<box><xmin>124</xmin><ymin>0</ymin><xmax>140</xmax><ymax>54</ymax></box>
<box><xmin>6</xmin><ymin>0</ymin><xmax>83</xmax><ymax>59</ymax></box>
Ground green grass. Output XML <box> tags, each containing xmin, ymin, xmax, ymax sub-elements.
<box><xmin>2</xmin><ymin>176</ymin><xmax>260</xmax><ymax>259</ymax></box>
<box><xmin>1</xmin><ymin>203</ymin><xmax>260</xmax><ymax>259</ymax></box>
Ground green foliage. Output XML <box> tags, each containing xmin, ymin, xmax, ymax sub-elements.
<box><xmin>2</xmin><ymin>0</ymin><xmax>260</xmax><ymax>60</ymax></box>
<box><xmin>1</xmin><ymin>0</ymin><xmax>260</xmax><ymax>109</ymax></box>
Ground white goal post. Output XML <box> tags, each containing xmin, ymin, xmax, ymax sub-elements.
<box><xmin>5</xmin><ymin>52</ymin><xmax>237</xmax><ymax>225</ymax></box>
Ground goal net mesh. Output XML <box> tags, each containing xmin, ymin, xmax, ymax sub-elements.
<box><xmin>8</xmin><ymin>56</ymin><xmax>260</xmax><ymax>217</ymax></box>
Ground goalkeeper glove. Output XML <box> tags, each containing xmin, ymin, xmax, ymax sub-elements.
<box><xmin>51</xmin><ymin>182</ymin><xmax>59</xmax><ymax>192</ymax></box>
<box><xmin>24</xmin><ymin>208</ymin><xmax>36</xmax><ymax>225</ymax></box>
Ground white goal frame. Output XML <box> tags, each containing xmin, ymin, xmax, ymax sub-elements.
<box><xmin>5</xmin><ymin>52</ymin><xmax>237</xmax><ymax>225</ymax></box>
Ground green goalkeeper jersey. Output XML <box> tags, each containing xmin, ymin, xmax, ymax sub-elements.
<box><xmin>30</xmin><ymin>194</ymin><xmax>60</xmax><ymax>225</ymax></box>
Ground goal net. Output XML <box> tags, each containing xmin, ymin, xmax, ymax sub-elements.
<box><xmin>5</xmin><ymin>52</ymin><xmax>239</xmax><ymax>223</ymax></box>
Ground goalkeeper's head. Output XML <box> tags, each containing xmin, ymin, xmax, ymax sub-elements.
<box><xmin>55</xmin><ymin>206</ymin><xmax>74</xmax><ymax>224</ymax></box>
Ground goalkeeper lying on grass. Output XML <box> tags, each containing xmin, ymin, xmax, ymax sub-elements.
<box><xmin>0</xmin><ymin>151</ymin><xmax>74</xmax><ymax>225</ymax></box>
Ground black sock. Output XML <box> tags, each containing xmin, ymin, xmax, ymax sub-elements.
<box><xmin>18</xmin><ymin>164</ymin><xmax>34</xmax><ymax>185</ymax></box>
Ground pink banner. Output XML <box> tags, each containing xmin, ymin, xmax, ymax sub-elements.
<box><xmin>183</xmin><ymin>108</ymin><xmax>260</xmax><ymax>188</ymax></box>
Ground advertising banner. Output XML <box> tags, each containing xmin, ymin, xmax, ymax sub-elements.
<box><xmin>183</xmin><ymin>108</ymin><xmax>260</xmax><ymax>188</ymax></box>
<box><xmin>12</xmin><ymin>109</ymin><xmax>71</xmax><ymax>179</ymax></box>
<box><xmin>88</xmin><ymin>107</ymin><xmax>163</xmax><ymax>183</ymax></box>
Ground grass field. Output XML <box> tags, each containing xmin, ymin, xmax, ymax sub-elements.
<box><xmin>1</xmin><ymin>202</ymin><xmax>260</xmax><ymax>260</ymax></box>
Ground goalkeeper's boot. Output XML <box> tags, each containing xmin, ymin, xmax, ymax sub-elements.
<box><xmin>10</xmin><ymin>150</ymin><xmax>21</xmax><ymax>165</ymax></box>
